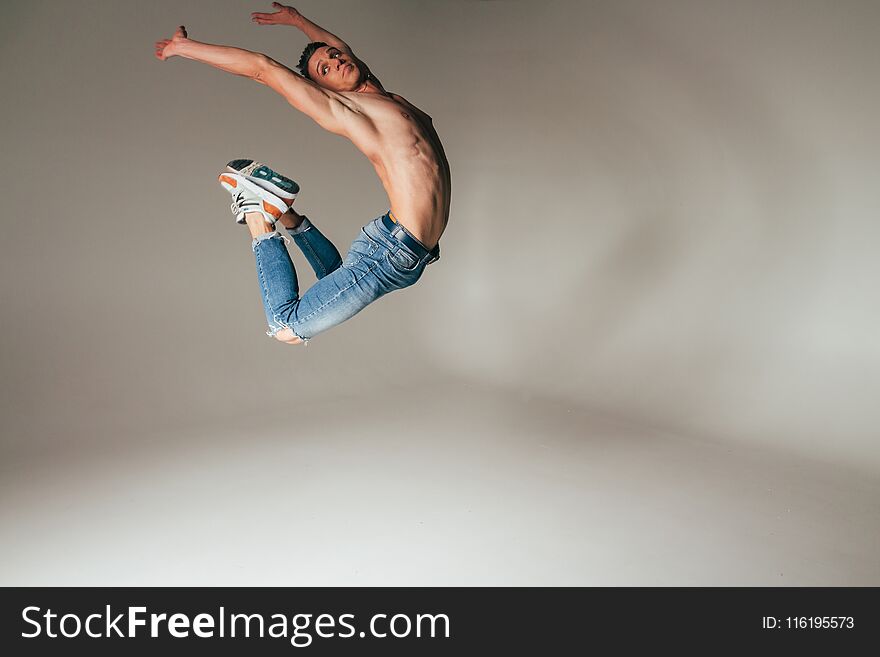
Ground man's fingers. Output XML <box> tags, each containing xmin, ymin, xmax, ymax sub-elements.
<box><xmin>154</xmin><ymin>38</ymin><xmax>172</xmax><ymax>60</ymax></box>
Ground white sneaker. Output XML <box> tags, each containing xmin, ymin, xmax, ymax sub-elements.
<box><xmin>218</xmin><ymin>172</ymin><xmax>290</xmax><ymax>225</ymax></box>
<box><xmin>225</xmin><ymin>159</ymin><xmax>300</xmax><ymax>205</ymax></box>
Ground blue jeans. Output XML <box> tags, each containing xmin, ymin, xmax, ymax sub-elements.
<box><xmin>252</xmin><ymin>211</ymin><xmax>440</xmax><ymax>344</ymax></box>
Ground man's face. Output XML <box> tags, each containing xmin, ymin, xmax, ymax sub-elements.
<box><xmin>308</xmin><ymin>45</ymin><xmax>363</xmax><ymax>91</ymax></box>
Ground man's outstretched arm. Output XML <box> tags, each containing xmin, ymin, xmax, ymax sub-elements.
<box><xmin>252</xmin><ymin>3</ymin><xmax>352</xmax><ymax>52</ymax></box>
<box><xmin>154</xmin><ymin>26</ymin><xmax>351</xmax><ymax>135</ymax></box>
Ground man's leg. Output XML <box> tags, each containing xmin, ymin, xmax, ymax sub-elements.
<box><xmin>223</xmin><ymin>171</ymin><xmax>367</xmax><ymax>346</ymax></box>
<box><xmin>227</xmin><ymin>159</ymin><xmax>343</xmax><ymax>281</ymax></box>
<box><xmin>222</xmin><ymin>171</ymin><xmax>350</xmax><ymax>346</ymax></box>
<box><xmin>245</xmin><ymin>212</ymin><xmax>304</xmax><ymax>345</ymax></box>
<box><xmin>278</xmin><ymin>207</ymin><xmax>344</xmax><ymax>279</ymax></box>
<box><xmin>250</xmin><ymin>215</ymin><xmax>398</xmax><ymax>345</ymax></box>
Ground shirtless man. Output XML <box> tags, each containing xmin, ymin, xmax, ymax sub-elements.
<box><xmin>154</xmin><ymin>3</ymin><xmax>450</xmax><ymax>345</ymax></box>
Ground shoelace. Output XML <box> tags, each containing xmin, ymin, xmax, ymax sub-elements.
<box><xmin>230</xmin><ymin>193</ymin><xmax>285</xmax><ymax>237</ymax></box>
<box><xmin>230</xmin><ymin>191</ymin><xmax>260</xmax><ymax>217</ymax></box>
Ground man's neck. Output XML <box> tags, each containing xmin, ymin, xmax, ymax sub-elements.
<box><xmin>354</xmin><ymin>75</ymin><xmax>389</xmax><ymax>96</ymax></box>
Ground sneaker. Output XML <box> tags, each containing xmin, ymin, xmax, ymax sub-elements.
<box><xmin>226</xmin><ymin>159</ymin><xmax>300</xmax><ymax>205</ymax></box>
<box><xmin>218</xmin><ymin>172</ymin><xmax>289</xmax><ymax>225</ymax></box>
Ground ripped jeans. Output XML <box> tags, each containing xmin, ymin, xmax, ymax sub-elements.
<box><xmin>252</xmin><ymin>210</ymin><xmax>440</xmax><ymax>344</ymax></box>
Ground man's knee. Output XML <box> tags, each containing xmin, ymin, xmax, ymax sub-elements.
<box><xmin>274</xmin><ymin>328</ymin><xmax>304</xmax><ymax>345</ymax></box>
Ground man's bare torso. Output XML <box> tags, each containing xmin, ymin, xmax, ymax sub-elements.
<box><xmin>335</xmin><ymin>90</ymin><xmax>450</xmax><ymax>250</ymax></box>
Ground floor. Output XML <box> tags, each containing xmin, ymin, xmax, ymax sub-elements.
<box><xmin>2</xmin><ymin>382</ymin><xmax>878</xmax><ymax>586</ymax></box>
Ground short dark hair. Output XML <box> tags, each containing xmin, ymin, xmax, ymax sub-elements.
<box><xmin>297</xmin><ymin>41</ymin><xmax>327</xmax><ymax>81</ymax></box>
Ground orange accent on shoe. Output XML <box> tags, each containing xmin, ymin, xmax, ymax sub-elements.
<box><xmin>219</xmin><ymin>174</ymin><xmax>238</xmax><ymax>187</ymax></box>
<box><xmin>263</xmin><ymin>201</ymin><xmax>282</xmax><ymax>219</ymax></box>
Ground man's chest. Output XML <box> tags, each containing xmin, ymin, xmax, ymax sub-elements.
<box><xmin>344</xmin><ymin>94</ymin><xmax>433</xmax><ymax>154</ymax></box>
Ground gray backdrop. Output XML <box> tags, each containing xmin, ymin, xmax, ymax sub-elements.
<box><xmin>3</xmin><ymin>0</ymin><xmax>877</xmax><ymax>468</ymax></box>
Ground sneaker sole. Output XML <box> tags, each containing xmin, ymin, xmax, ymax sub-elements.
<box><xmin>226</xmin><ymin>159</ymin><xmax>300</xmax><ymax>203</ymax></box>
<box><xmin>218</xmin><ymin>173</ymin><xmax>289</xmax><ymax>224</ymax></box>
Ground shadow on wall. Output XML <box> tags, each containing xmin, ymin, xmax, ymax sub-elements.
<box><xmin>417</xmin><ymin>1</ymin><xmax>877</xmax><ymax>470</ymax></box>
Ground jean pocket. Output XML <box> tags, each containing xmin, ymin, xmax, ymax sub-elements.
<box><xmin>386</xmin><ymin>244</ymin><xmax>421</xmax><ymax>273</ymax></box>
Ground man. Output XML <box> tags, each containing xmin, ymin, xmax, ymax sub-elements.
<box><xmin>154</xmin><ymin>3</ymin><xmax>451</xmax><ymax>345</ymax></box>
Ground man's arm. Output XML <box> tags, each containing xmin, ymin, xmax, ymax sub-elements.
<box><xmin>154</xmin><ymin>26</ymin><xmax>351</xmax><ymax>135</ymax></box>
<box><xmin>252</xmin><ymin>3</ymin><xmax>351</xmax><ymax>52</ymax></box>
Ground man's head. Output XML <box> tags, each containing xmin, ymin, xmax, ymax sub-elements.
<box><xmin>297</xmin><ymin>42</ymin><xmax>364</xmax><ymax>91</ymax></box>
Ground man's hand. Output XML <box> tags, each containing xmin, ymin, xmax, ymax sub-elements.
<box><xmin>251</xmin><ymin>3</ymin><xmax>302</xmax><ymax>27</ymax></box>
<box><xmin>154</xmin><ymin>25</ymin><xmax>189</xmax><ymax>61</ymax></box>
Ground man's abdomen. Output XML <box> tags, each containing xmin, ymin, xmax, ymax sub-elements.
<box><xmin>383</xmin><ymin>165</ymin><xmax>450</xmax><ymax>249</ymax></box>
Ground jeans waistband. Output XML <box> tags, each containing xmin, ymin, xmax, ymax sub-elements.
<box><xmin>380</xmin><ymin>211</ymin><xmax>440</xmax><ymax>265</ymax></box>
